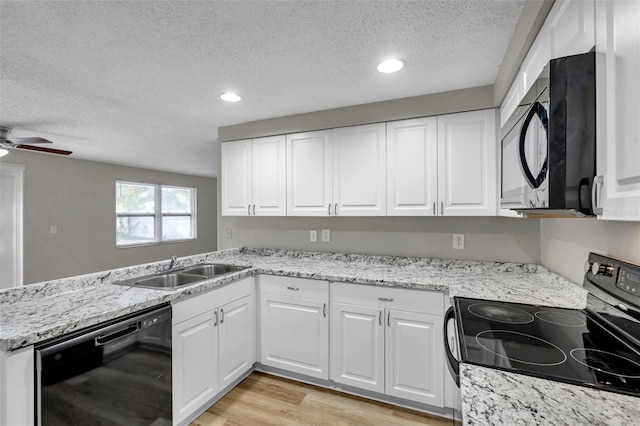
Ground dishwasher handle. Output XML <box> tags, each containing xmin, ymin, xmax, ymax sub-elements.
<box><xmin>444</xmin><ymin>306</ymin><xmax>460</xmax><ymax>387</ymax></box>
<box><xmin>95</xmin><ymin>324</ymin><xmax>140</xmax><ymax>346</ymax></box>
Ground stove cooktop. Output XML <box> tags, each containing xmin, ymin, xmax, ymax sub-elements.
<box><xmin>455</xmin><ymin>297</ymin><xmax>640</xmax><ymax>397</ymax></box>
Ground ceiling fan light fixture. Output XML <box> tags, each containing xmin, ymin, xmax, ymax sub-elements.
<box><xmin>220</xmin><ymin>92</ymin><xmax>242</xmax><ymax>102</ymax></box>
<box><xmin>0</xmin><ymin>147</ymin><xmax>8</xmax><ymax>158</ymax></box>
<box><xmin>377</xmin><ymin>58</ymin><xmax>406</xmax><ymax>74</ymax></box>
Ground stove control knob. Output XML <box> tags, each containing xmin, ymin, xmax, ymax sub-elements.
<box><xmin>591</xmin><ymin>262</ymin><xmax>615</xmax><ymax>276</ymax></box>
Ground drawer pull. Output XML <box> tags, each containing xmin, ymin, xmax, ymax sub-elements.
<box><xmin>378</xmin><ymin>297</ymin><xmax>393</xmax><ymax>302</ymax></box>
<box><xmin>387</xmin><ymin>311</ymin><xmax>391</xmax><ymax>327</ymax></box>
<box><xmin>323</xmin><ymin>303</ymin><xmax>327</xmax><ymax>317</ymax></box>
<box><xmin>287</xmin><ymin>286</ymin><xmax>300</xmax><ymax>291</ymax></box>
<box><xmin>378</xmin><ymin>310</ymin><xmax>382</xmax><ymax>326</ymax></box>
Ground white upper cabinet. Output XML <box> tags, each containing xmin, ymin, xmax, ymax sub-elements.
<box><xmin>332</xmin><ymin>123</ymin><xmax>387</xmax><ymax>216</ymax></box>
<box><xmin>221</xmin><ymin>135</ymin><xmax>286</xmax><ymax>216</ymax></box>
<box><xmin>594</xmin><ymin>0</ymin><xmax>640</xmax><ymax>221</ymax></box>
<box><xmin>520</xmin><ymin>25</ymin><xmax>551</xmax><ymax>95</ymax></box>
<box><xmin>437</xmin><ymin>109</ymin><xmax>498</xmax><ymax>216</ymax></box>
<box><xmin>221</xmin><ymin>139</ymin><xmax>252</xmax><ymax>216</ymax></box>
<box><xmin>286</xmin><ymin>130</ymin><xmax>333</xmax><ymax>216</ymax></box>
<box><xmin>386</xmin><ymin>117</ymin><xmax>439</xmax><ymax>216</ymax></box>
<box><xmin>547</xmin><ymin>0</ymin><xmax>595</xmax><ymax>60</ymax></box>
<box><xmin>287</xmin><ymin>124</ymin><xmax>386</xmax><ymax>216</ymax></box>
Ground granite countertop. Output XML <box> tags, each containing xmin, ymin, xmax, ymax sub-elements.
<box><xmin>1</xmin><ymin>247</ymin><xmax>586</xmax><ymax>352</ymax></box>
<box><xmin>1</xmin><ymin>247</ymin><xmax>632</xmax><ymax>424</ymax></box>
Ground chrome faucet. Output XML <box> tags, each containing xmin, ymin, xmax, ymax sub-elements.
<box><xmin>167</xmin><ymin>255</ymin><xmax>177</xmax><ymax>271</ymax></box>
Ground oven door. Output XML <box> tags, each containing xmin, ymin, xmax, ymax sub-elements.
<box><xmin>501</xmin><ymin>89</ymin><xmax>550</xmax><ymax>210</ymax></box>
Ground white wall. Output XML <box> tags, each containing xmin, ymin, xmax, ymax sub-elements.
<box><xmin>540</xmin><ymin>219</ymin><xmax>640</xmax><ymax>283</ymax></box>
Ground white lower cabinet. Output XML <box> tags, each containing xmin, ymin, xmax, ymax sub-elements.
<box><xmin>172</xmin><ymin>277</ymin><xmax>255</xmax><ymax>425</ymax></box>
<box><xmin>330</xmin><ymin>283</ymin><xmax>445</xmax><ymax>407</ymax></box>
<box><xmin>259</xmin><ymin>275</ymin><xmax>329</xmax><ymax>379</ymax></box>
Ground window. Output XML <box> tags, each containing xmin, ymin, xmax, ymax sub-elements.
<box><xmin>116</xmin><ymin>181</ymin><xmax>196</xmax><ymax>246</ymax></box>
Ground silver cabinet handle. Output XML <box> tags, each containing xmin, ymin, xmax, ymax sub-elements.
<box><xmin>378</xmin><ymin>297</ymin><xmax>393</xmax><ymax>302</ymax></box>
<box><xmin>387</xmin><ymin>311</ymin><xmax>390</xmax><ymax>327</ymax></box>
<box><xmin>323</xmin><ymin>303</ymin><xmax>326</xmax><ymax>317</ymax></box>
<box><xmin>378</xmin><ymin>310</ymin><xmax>382</xmax><ymax>326</ymax></box>
<box><xmin>432</xmin><ymin>202</ymin><xmax>436</xmax><ymax>215</ymax></box>
<box><xmin>253</xmin><ymin>204</ymin><xmax>256</xmax><ymax>215</ymax></box>
<box><xmin>220</xmin><ymin>308</ymin><xmax>224</xmax><ymax>324</ymax></box>
<box><xmin>328</xmin><ymin>203</ymin><xmax>332</xmax><ymax>215</ymax></box>
<box><xmin>287</xmin><ymin>286</ymin><xmax>299</xmax><ymax>291</ymax></box>
<box><xmin>334</xmin><ymin>203</ymin><xmax>338</xmax><ymax>215</ymax></box>
<box><xmin>592</xmin><ymin>175</ymin><xmax>604</xmax><ymax>215</ymax></box>
<box><xmin>440</xmin><ymin>201</ymin><xmax>444</xmax><ymax>215</ymax></box>
<box><xmin>214</xmin><ymin>310</ymin><xmax>218</xmax><ymax>326</ymax></box>
<box><xmin>247</xmin><ymin>205</ymin><xmax>251</xmax><ymax>216</ymax></box>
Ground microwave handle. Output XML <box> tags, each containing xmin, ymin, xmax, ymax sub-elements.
<box><xmin>444</xmin><ymin>306</ymin><xmax>460</xmax><ymax>387</ymax></box>
<box><xmin>519</xmin><ymin>101</ymin><xmax>548</xmax><ymax>189</ymax></box>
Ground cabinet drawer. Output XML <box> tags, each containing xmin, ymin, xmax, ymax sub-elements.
<box><xmin>331</xmin><ymin>282</ymin><xmax>443</xmax><ymax>315</ymax></box>
<box><xmin>259</xmin><ymin>275</ymin><xmax>329</xmax><ymax>301</ymax></box>
<box><xmin>172</xmin><ymin>276</ymin><xmax>254</xmax><ymax>325</ymax></box>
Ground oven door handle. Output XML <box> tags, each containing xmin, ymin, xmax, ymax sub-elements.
<box><xmin>444</xmin><ymin>306</ymin><xmax>460</xmax><ymax>387</ymax></box>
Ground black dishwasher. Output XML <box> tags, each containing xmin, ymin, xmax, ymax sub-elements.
<box><xmin>35</xmin><ymin>304</ymin><xmax>172</xmax><ymax>425</ymax></box>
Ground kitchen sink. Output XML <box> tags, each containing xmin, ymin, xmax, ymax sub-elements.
<box><xmin>113</xmin><ymin>263</ymin><xmax>250</xmax><ymax>290</ymax></box>
<box><xmin>181</xmin><ymin>264</ymin><xmax>248</xmax><ymax>277</ymax></box>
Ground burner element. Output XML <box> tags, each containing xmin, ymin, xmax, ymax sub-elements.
<box><xmin>468</xmin><ymin>303</ymin><xmax>534</xmax><ymax>324</ymax></box>
<box><xmin>570</xmin><ymin>349</ymin><xmax>640</xmax><ymax>378</ymax></box>
<box><xmin>535</xmin><ymin>310</ymin><xmax>586</xmax><ymax>327</ymax></box>
<box><xmin>475</xmin><ymin>330</ymin><xmax>567</xmax><ymax>366</ymax></box>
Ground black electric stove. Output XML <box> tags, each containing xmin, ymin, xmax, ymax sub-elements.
<box><xmin>446</xmin><ymin>253</ymin><xmax>640</xmax><ymax>397</ymax></box>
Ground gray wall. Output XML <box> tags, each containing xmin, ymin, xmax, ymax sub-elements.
<box><xmin>540</xmin><ymin>219</ymin><xmax>640</xmax><ymax>283</ymax></box>
<box><xmin>1</xmin><ymin>150</ymin><xmax>217</xmax><ymax>284</ymax></box>
<box><xmin>218</xmin><ymin>216</ymin><xmax>541</xmax><ymax>263</ymax></box>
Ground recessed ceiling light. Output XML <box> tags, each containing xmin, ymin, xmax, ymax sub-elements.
<box><xmin>220</xmin><ymin>92</ymin><xmax>242</xmax><ymax>102</ymax></box>
<box><xmin>377</xmin><ymin>58</ymin><xmax>405</xmax><ymax>74</ymax></box>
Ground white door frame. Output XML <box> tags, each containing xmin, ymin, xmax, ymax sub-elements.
<box><xmin>0</xmin><ymin>162</ymin><xmax>24</xmax><ymax>288</ymax></box>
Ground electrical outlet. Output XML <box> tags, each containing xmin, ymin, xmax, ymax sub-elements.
<box><xmin>310</xmin><ymin>230</ymin><xmax>317</xmax><ymax>242</ymax></box>
<box><xmin>226</xmin><ymin>228</ymin><xmax>232</xmax><ymax>240</ymax></box>
<box><xmin>453</xmin><ymin>234</ymin><xmax>464</xmax><ymax>249</ymax></box>
<box><xmin>321</xmin><ymin>229</ymin><xmax>331</xmax><ymax>242</ymax></box>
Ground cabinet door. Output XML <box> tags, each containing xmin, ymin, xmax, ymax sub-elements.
<box><xmin>437</xmin><ymin>109</ymin><xmax>497</xmax><ymax>216</ymax></box>
<box><xmin>520</xmin><ymin>24</ymin><xmax>550</xmax><ymax>94</ymax></box>
<box><xmin>260</xmin><ymin>293</ymin><xmax>329</xmax><ymax>379</ymax></box>
<box><xmin>219</xmin><ymin>294</ymin><xmax>256</xmax><ymax>390</ymax></box>
<box><xmin>287</xmin><ymin>130</ymin><xmax>333</xmax><ymax>216</ymax></box>
<box><xmin>221</xmin><ymin>139</ymin><xmax>252</xmax><ymax>216</ymax></box>
<box><xmin>330</xmin><ymin>302</ymin><xmax>384</xmax><ymax>393</ymax></box>
<box><xmin>252</xmin><ymin>135</ymin><xmax>286</xmax><ymax>216</ymax></box>
<box><xmin>173</xmin><ymin>311</ymin><xmax>218</xmax><ymax>424</ymax></box>
<box><xmin>595</xmin><ymin>0</ymin><xmax>640</xmax><ymax>221</ymax></box>
<box><xmin>333</xmin><ymin>123</ymin><xmax>386</xmax><ymax>216</ymax></box>
<box><xmin>386</xmin><ymin>117</ymin><xmax>438</xmax><ymax>216</ymax></box>
<box><xmin>385</xmin><ymin>310</ymin><xmax>444</xmax><ymax>407</ymax></box>
<box><xmin>547</xmin><ymin>0</ymin><xmax>595</xmax><ymax>60</ymax></box>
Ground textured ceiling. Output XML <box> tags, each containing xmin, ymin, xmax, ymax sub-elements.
<box><xmin>0</xmin><ymin>0</ymin><xmax>525</xmax><ymax>178</ymax></box>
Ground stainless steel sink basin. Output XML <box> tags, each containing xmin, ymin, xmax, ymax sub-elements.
<box><xmin>181</xmin><ymin>264</ymin><xmax>248</xmax><ymax>277</ymax></box>
<box><xmin>117</xmin><ymin>273</ymin><xmax>207</xmax><ymax>290</ymax></box>
<box><xmin>113</xmin><ymin>263</ymin><xmax>249</xmax><ymax>291</ymax></box>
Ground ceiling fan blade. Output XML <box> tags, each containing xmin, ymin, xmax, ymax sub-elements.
<box><xmin>6</xmin><ymin>137</ymin><xmax>53</xmax><ymax>144</ymax></box>
<box><xmin>16</xmin><ymin>144</ymin><xmax>72</xmax><ymax>156</ymax></box>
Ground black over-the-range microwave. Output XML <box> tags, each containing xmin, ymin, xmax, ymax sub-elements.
<box><xmin>501</xmin><ymin>51</ymin><xmax>596</xmax><ymax>217</ymax></box>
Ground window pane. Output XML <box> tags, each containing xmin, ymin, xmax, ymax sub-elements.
<box><xmin>117</xmin><ymin>216</ymin><xmax>155</xmax><ymax>244</ymax></box>
<box><xmin>116</xmin><ymin>182</ymin><xmax>155</xmax><ymax>213</ymax></box>
<box><xmin>162</xmin><ymin>216</ymin><xmax>193</xmax><ymax>240</ymax></box>
<box><xmin>162</xmin><ymin>187</ymin><xmax>193</xmax><ymax>213</ymax></box>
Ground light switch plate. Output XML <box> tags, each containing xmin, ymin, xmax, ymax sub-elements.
<box><xmin>321</xmin><ymin>229</ymin><xmax>331</xmax><ymax>242</ymax></box>
<box><xmin>310</xmin><ymin>230</ymin><xmax>317</xmax><ymax>242</ymax></box>
<box><xmin>226</xmin><ymin>228</ymin><xmax>232</xmax><ymax>240</ymax></box>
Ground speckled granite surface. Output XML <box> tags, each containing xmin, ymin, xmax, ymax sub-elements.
<box><xmin>0</xmin><ymin>248</ymin><xmax>586</xmax><ymax>352</ymax></box>
<box><xmin>460</xmin><ymin>364</ymin><xmax>640</xmax><ymax>425</ymax></box>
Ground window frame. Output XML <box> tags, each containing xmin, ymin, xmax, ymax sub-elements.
<box><xmin>116</xmin><ymin>180</ymin><xmax>197</xmax><ymax>247</ymax></box>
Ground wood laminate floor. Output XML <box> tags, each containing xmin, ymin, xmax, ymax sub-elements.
<box><xmin>191</xmin><ymin>372</ymin><xmax>454</xmax><ymax>426</ymax></box>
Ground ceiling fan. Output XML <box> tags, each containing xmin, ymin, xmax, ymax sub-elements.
<box><xmin>0</xmin><ymin>126</ymin><xmax>73</xmax><ymax>156</ymax></box>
